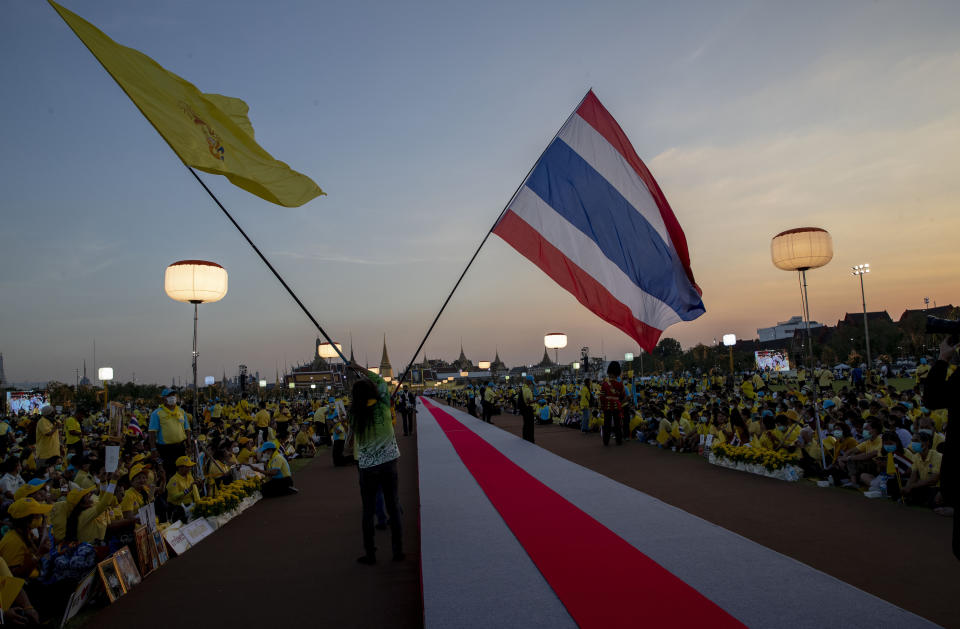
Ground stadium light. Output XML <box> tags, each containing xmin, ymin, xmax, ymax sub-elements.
<box><xmin>851</xmin><ymin>263</ymin><xmax>873</xmax><ymax>370</ymax></box>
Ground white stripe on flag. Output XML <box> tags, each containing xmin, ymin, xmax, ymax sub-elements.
<box><xmin>510</xmin><ymin>186</ymin><xmax>683</xmax><ymax>331</ymax></box>
<box><xmin>557</xmin><ymin>114</ymin><xmax>673</xmax><ymax>252</ymax></box>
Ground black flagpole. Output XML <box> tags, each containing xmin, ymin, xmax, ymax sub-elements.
<box><xmin>392</xmin><ymin>90</ymin><xmax>591</xmax><ymax>395</ymax></box>
<box><xmin>186</xmin><ymin>166</ymin><xmax>351</xmax><ymax>366</ymax></box>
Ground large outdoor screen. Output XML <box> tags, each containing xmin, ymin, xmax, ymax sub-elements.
<box><xmin>6</xmin><ymin>391</ymin><xmax>50</xmax><ymax>415</ymax></box>
<box><xmin>754</xmin><ymin>350</ymin><xmax>790</xmax><ymax>372</ymax></box>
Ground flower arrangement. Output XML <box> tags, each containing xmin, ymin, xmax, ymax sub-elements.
<box><xmin>192</xmin><ymin>477</ymin><xmax>263</xmax><ymax>520</ymax></box>
<box><xmin>711</xmin><ymin>443</ymin><xmax>801</xmax><ymax>471</ymax></box>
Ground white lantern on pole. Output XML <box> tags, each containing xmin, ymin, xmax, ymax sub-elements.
<box><xmin>770</xmin><ymin>227</ymin><xmax>832</xmax><ymax>368</ymax></box>
<box><xmin>204</xmin><ymin>376</ymin><xmax>215</xmax><ymax>386</ymax></box>
<box><xmin>722</xmin><ymin>334</ymin><xmax>736</xmax><ymax>347</ymax></box>
<box><xmin>544</xmin><ymin>332</ymin><xmax>567</xmax><ymax>365</ymax></box>
<box><xmin>259</xmin><ymin>379</ymin><xmax>267</xmax><ymax>388</ymax></box>
<box><xmin>165</xmin><ymin>259</ymin><xmax>228</xmax><ymax>428</ymax></box>
<box><xmin>771</xmin><ymin>227</ymin><xmax>832</xmax><ymax>472</ymax></box>
<box><xmin>98</xmin><ymin>367</ymin><xmax>113</xmax><ymax>410</ymax></box>
<box><xmin>770</xmin><ymin>228</ymin><xmax>833</xmax><ymax>272</ymax></box>
<box><xmin>288</xmin><ymin>382</ymin><xmax>295</xmax><ymax>389</ymax></box>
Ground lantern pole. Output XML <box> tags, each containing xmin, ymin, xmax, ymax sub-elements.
<box><xmin>800</xmin><ymin>268</ymin><xmax>814</xmax><ymax>369</ymax></box>
<box><xmin>192</xmin><ymin>301</ymin><xmax>199</xmax><ymax>430</ymax></box>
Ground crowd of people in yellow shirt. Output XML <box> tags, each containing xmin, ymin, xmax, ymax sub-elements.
<box><xmin>0</xmin><ymin>386</ymin><xmax>345</xmax><ymax>625</ymax></box>
<box><xmin>438</xmin><ymin>361</ymin><xmax>951</xmax><ymax>514</ymax></box>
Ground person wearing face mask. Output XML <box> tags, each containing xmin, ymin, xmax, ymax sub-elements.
<box><xmin>836</xmin><ymin>417</ymin><xmax>883</xmax><ymax>488</ymax></box>
<box><xmin>246</xmin><ymin>442</ymin><xmax>295</xmax><ymax>498</ymax></box>
<box><xmin>903</xmin><ymin>431</ymin><xmax>942</xmax><ymax>507</ymax></box>
<box><xmin>0</xmin><ymin>497</ymin><xmax>53</xmax><ymax>578</ymax></box>
<box><xmin>860</xmin><ymin>432</ymin><xmax>911</xmax><ymax>497</ymax></box>
<box><xmin>148</xmin><ymin>389</ymin><xmax>192</xmax><ymax>479</ymax></box>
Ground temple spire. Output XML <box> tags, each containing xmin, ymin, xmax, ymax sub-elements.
<box><xmin>380</xmin><ymin>334</ymin><xmax>393</xmax><ymax>378</ymax></box>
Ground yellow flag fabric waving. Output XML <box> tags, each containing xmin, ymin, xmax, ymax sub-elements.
<box><xmin>49</xmin><ymin>1</ymin><xmax>324</xmax><ymax>207</ymax></box>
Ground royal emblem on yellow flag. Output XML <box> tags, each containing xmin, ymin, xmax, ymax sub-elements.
<box><xmin>49</xmin><ymin>1</ymin><xmax>324</xmax><ymax>207</ymax></box>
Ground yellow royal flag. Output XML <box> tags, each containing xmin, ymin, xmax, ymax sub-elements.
<box><xmin>49</xmin><ymin>1</ymin><xmax>324</xmax><ymax>207</ymax></box>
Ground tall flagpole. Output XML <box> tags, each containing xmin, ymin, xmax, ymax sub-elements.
<box><xmin>392</xmin><ymin>90</ymin><xmax>593</xmax><ymax>394</ymax></box>
<box><xmin>185</xmin><ymin>166</ymin><xmax>351</xmax><ymax>366</ymax></box>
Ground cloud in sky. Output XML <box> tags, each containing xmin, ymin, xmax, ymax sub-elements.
<box><xmin>1</xmin><ymin>0</ymin><xmax>957</xmax><ymax>383</ymax></box>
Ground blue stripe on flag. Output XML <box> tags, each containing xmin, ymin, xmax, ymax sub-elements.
<box><xmin>525</xmin><ymin>138</ymin><xmax>704</xmax><ymax>319</ymax></box>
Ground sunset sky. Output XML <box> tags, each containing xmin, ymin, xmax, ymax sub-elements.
<box><xmin>2</xmin><ymin>0</ymin><xmax>958</xmax><ymax>385</ymax></box>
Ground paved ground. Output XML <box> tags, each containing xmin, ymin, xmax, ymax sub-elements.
<box><xmin>87</xmin><ymin>437</ymin><xmax>423</xmax><ymax>628</ymax></box>
<box><xmin>442</xmin><ymin>402</ymin><xmax>958</xmax><ymax>628</ymax></box>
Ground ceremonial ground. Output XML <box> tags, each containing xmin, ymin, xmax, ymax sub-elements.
<box><xmin>87</xmin><ymin>398</ymin><xmax>959</xmax><ymax>628</ymax></box>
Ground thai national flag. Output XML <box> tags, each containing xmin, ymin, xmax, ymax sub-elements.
<box><xmin>493</xmin><ymin>90</ymin><xmax>705</xmax><ymax>352</ymax></box>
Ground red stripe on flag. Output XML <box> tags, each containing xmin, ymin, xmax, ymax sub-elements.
<box><xmin>493</xmin><ymin>209</ymin><xmax>662</xmax><ymax>352</ymax></box>
<box><xmin>576</xmin><ymin>90</ymin><xmax>702</xmax><ymax>296</ymax></box>
<box><xmin>421</xmin><ymin>399</ymin><xmax>746</xmax><ymax>629</ymax></box>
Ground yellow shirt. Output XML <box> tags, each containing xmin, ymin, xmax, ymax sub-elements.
<box><xmin>855</xmin><ymin>435</ymin><xmax>882</xmax><ymax>457</ymax></box>
<box><xmin>166</xmin><ymin>472</ymin><xmax>200</xmax><ymax>506</ymax></box>
<box><xmin>254</xmin><ymin>410</ymin><xmax>272</xmax><ymax>428</ymax></box>
<box><xmin>50</xmin><ymin>501</ymin><xmax>71</xmax><ymax>542</ymax></box>
<box><xmin>74</xmin><ymin>470</ymin><xmax>97</xmax><ymax>490</ymax></box>
<box><xmin>78</xmin><ymin>493</ymin><xmax>118</xmax><ymax>543</ymax></box>
<box><xmin>295</xmin><ymin>429</ymin><xmax>312</xmax><ymax>447</ymax></box>
<box><xmin>0</xmin><ymin>531</ymin><xmax>30</xmax><ymax>572</ymax></box>
<box><xmin>149</xmin><ymin>406</ymin><xmax>188</xmax><ymax>445</ymax></box>
<box><xmin>236</xmin><ymin>447</ymin><xmax>256</xmax><ymax>465</ymax></box>
<box><xmin>267</xmin><ymin>451</ymin><xmax>291</xmax><ymax>479</ymax></box>
<box><xmin>911</xmin><ymin>450</ymin><xmax>943</xmax><ymax>485</ymax></box>
<box><xmin>36</xmin><ymin>417</ymin><xmax>61</xmax><ymax>460</ymax></box>
<box><xmin>64</xmin><ymin>416</ymin><xmax>82</xmax><ymax>445</ymax></box>
<box><xmin>120</xmin><ymin>487</ymin><xmax>147</xmax><ymax>515</ymax></box>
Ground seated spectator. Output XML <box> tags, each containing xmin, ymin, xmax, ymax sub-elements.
<box><xmin>0</xmin><ymin>497</ymin><xmax>52</xmax><ymax>578</ymax></box>
<box><xmin>837</xmin><ymin>417</ymin><xmax>883</xmax><ymax>488</ymax></box>
<box><xmin>903</xmin><ymin>431</ymin><xmax>941</xmax><ymax>507</ymax></box>
<box><xmin>248</xmin><ymin>442</ymin><xmax>296</xmax><ymax>498</ymax></box>
<box><xmin>166</xmin><ymin>456</ymin><xmax>201</xmax><ymax>521</ymax></box>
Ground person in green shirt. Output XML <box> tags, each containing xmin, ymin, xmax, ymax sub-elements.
<box><xmin>349</xmin><ymin>370</ymin><xmax>402</xmax><ymax>565</ymax></box>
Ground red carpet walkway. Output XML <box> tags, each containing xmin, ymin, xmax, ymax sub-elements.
<box><xmin>419</xmin><ymin>398</ymin><xmax>942</xmax><ymax>629</ymax></box>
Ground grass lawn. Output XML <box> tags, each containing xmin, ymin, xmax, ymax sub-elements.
<box><xmin>768</xmin><ymin>377</ymin><xmax>915</xmax><ymax>394</ymax></box>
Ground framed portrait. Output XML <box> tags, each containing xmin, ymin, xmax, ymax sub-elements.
<box><xmin>153</xmin><ymin>530</ymin><xmax>169</xmax><ymax>565</ymax></box>
<box><xmin>97</xmin><ymin>558</ymin><xmax>125</xmax><ymax>603</ymax></box>
<box><xmin>109</xmin><ymin>402</ymin><xmax>124</xmax><ymax>437</ymax></box>
<box><xmin>114</xmin><ymin>547</ymin><xmax>141</xmax><ymax>591</ymax></box>
<box><xmin>133</xmin><ymin>526</ymin><xmax>156</xmax><ymax>577</ymax></box>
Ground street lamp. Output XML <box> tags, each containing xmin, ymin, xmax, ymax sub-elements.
<box><xmin>851</xmin><ymin>264</ymin><xmax>872</xmax><ymax>372</ymax></box>
<box><xmin>722</xmin><ymin>334</ymin><xmax>736</xmax><ymax>375</ymax></box>
<box><xmin>544</xmin><ymin>332</ymin><xmax>567</xmax><ymax>365</ymax></box>
<box><xmin>204</xmin><ymin>376</ymin><xmax>215</xmax><ymax>386</ymax></box>
<box><xmin>165</xmin><ymin>260</ymin><xmax>228</xmax><ymax>427</ymax></box>
<box><xmin>771</xmin><ymin>228</ymin><xmax>833</xmax><ymax>369</ymax></box>
<box><xmin>98</xmin><ymin>367</ymin><xmax>113</xmax><ymax>410</ymax></box>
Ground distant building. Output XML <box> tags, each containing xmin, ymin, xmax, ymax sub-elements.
<box><xmin>757</xmin><ymin>316</ymin><xmax>823</xmax><ymax>342</ymax></box>
<box><xmin>838</xmin><ymin>311</ymin><xmax>893</xmax><ymax>327</ymax></box>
